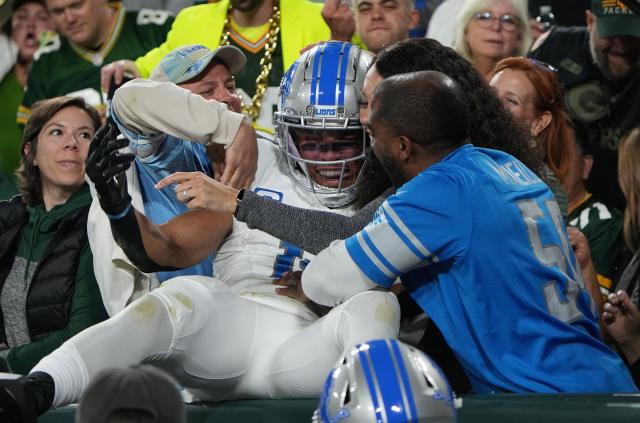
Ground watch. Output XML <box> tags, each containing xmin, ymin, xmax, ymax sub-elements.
<box><xmin>234</xmin><ymin>188</ymin><xmax>245</xmax><ymax>216</ymax></box>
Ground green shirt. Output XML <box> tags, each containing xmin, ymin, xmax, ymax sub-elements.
<box><xmin>18</xmin><ymin>4</ymin><xmax>173</xmax><ymax>124</ymax></box>
<box><xmin>0</xmin><ymin>68</ymin><xmax>23</xmax><ymax>194</ymax></box>
<box><xmin>568</xmin><ymin>193</ymin><xmax>623</xmax><ymax>293</ymax></box>
<box><xmin>5</xmin><ymin>186</ymin><xmax>108</xmax><ymax>374</ymax></box>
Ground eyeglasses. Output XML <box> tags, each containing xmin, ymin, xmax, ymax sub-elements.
<box><xmin>529</xmin><ymin>59</ymin><xmax>558</xmax><ymax>73</ymax></box>
<box><xmin>472</xmin><ymin>11</ymin><xmax>520</xmax><ymax>32</ymax></box>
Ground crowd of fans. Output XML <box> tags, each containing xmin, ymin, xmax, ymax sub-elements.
<box><xmin>0</xmin><ymin>0</ymin><xmax>639</xmax><ymax>421</ymax></box>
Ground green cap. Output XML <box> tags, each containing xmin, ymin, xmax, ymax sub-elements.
<box><xmin>591</xmin><ymin>0</ymin><xmax>640</xmax><ymax>38</ymax></box>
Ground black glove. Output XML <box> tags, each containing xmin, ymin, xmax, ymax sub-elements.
<box><xmin>86</xmin><ymin>123</ymin><xmax>135</xmax><ymax>217</ymax></box>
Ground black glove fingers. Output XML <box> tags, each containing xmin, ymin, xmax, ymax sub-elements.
<box><xmin>100</xmin><ymin>154</ymin><xmax>135</xmax><ymax>179</ymax></box>
<box><xmin>88</xmin><ymin>124</ymin><xmax>117</xmax><ymax>167</ymax></box>
<box><xmin>93</xmin><ymin>134</ymin><xmax>131</xmax><ymax>172</ymax></box>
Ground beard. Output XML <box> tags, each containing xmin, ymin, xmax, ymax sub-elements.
<box><xmin>230</xmin><ymin>0</ymin><xmax>266</xmax><ymax>12</ymax></box>
<box><xmin>589</xmin><ymin>29</ymin><xmax>640</xmax><ymax>82</ymax></box>
<box><xmin>375</xmin><ymin>148</ymin><xmax>408</xmax><ymax>188</ymax></box>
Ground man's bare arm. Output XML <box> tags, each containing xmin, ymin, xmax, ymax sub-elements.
<box><xmin>135</xmin><ymin>208</ymin><xmax>232</xmax><ymax>269</ymax></box>
<box><xmin>86</xmin><ymin>124</ymin><xmax>233</xmax><ymax>272</ymax></box>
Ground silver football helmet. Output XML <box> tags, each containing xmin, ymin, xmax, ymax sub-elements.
<box><xmin>313</xmin><ymin>339</ymin><xmax>457</xmax><ymax>423</ymax></box>
<box><xmin>274</xmin><ymin>41</ymin><xmax>374</xmax><ymax>208</ymax></box>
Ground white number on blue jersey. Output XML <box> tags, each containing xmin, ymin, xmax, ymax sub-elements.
<box><xmin>518</xmin><ymin>199</ymin><xmax>590</xmax><ymax>323</ymax></box>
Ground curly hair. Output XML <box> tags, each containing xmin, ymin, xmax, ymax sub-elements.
<box><xmin>492</xmin><ymin>57</ymin><xmax>574</xmax><ymax>184</ymax></box>
<box><xmin>372</xmin><ymin>38</ymin><xmax>542</xmax><ymax>174</ymax></box>
<box><xmin>16</xmin><ymin>96</ymin><xmax>101</xmax><ymax>206</ymax></box>
<box><xmin>619</xmin><ymin>127</ymin><xmax>640</xmax><ymax>252</ymax></box>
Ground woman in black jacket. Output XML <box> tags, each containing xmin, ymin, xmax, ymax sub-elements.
<box><xmin>0</xmin><ymin>96</ymin><xmax>107</xmax><ymax>374</ymax></box>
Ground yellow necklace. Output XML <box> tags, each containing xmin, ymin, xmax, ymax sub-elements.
<box><xmin>220</xmin><ymin>0</ymin><xmax>281</xmax><ymax>121</ymax></box>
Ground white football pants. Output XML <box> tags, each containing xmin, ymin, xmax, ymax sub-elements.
<box><xmin>34</xmin><ymin>275</ymin><xmax>400</xmax><ymax>405</ymax></box>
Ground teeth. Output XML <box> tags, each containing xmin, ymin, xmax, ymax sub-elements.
<box><xmin>317</xmin><ymin>169</ymin><xmax>342</xmax><ymax>178</ymax></box>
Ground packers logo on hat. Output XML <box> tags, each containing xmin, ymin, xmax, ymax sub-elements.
<box><xmin>592</xmin><ymin>0</ymin><xmax>640</xmax><ymax>38</ymax></box>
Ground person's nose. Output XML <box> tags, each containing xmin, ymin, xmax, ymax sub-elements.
<box><xmin>25</xmin><ymin>16</ymin><xmax>37</xmax><ymax>30</ymax></box>
<box><xmin>216</xmin><ymin>88</ymin><xmax>242</xmax><ymax>112</ymax></box>
<box><xmin>371</xmin><ymin>5</ymin><xmax>383</xmax><ymax>20</ymax></box>
<box><xmin>62</xmin><ymin>134</ymin><xmax>80</xmax><ymax>150</ymax></box>
<box><xmin>63</xmin><ymin>8</ymin><xmax>76</xmax><ymax>24</ymax></box>
<box><xmin>318</xmin><ymin>146</ymin><xmax>341</xmax><ymax>161</ymax></box>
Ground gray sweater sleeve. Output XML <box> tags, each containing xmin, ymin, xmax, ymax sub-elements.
<box><xmin>235</xmin><ymin>188</ymin><xmax>393</xmax><ymax>255</ymax></box>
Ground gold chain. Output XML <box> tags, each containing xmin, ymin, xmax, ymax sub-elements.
<box><xmin>220</xmin><ymin>0</ymin><xmax>281</xmax><ymax>121</ymax></box>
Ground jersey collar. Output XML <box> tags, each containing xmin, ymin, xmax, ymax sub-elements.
<box><xmin>69</xmin><ymin>3</ymin><xmax>126</xmax><ymax>66</ymax></box>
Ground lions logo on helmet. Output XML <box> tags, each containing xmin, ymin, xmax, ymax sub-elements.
<box><xmin>313</xmin><ymin>339</ymin><xmax>457</xmax><ymax>423</ymax></box>
<box><xmin>275</xmin><ymin>42</ymin><xmax>374</xmax><ymax>208</ymax></box>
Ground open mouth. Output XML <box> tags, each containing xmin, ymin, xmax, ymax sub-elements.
<box><xmin>316</xmin><ymin>167</ymin><xmax>351</xmax><ymax>180</ymax></box>
<box><xmin>23</xmin><ymin>31</ymin><xmax>38</xmax><ymax>48</ymax></box>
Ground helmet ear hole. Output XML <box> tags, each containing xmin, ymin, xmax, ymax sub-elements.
<box><xmin>424</xmin><ymin>374</ymin><xmax>435</xmax><ymax>389</ymax></box>
<box><xmin>318</xmin><ymin>339</ymin><xmax>457</xmax><ymax>423</ymax></box>
<box><xmin>342</xmin><ymin>384</ymin><xmax>351</xmax><ymax>406</ymax></box>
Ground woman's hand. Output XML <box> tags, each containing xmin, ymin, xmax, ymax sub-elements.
<box><xmin>603</xmin><ymin>290</ymin><xmax>640</xmax><ymax>364</ymax></box>
<box><xmin>156</xmin><ymin>171</ymin><xmax>239</xmax><ymax>214</ymax></box>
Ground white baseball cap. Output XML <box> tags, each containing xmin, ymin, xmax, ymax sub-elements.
<box><xmin>150</xmin><ymin>44</ymin><xmax>247</xmax><ymax>84</ymax></box>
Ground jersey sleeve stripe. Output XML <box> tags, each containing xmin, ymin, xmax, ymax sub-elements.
<box><xmin>345</xmin><ymin>234</ymin><xmax>396</xmax><ymax>287</ymax></box>
<box><xmin>382</xmin><ymin>202</ymin><xmax>437</xmax><ymax>263</ymax></box>
<box><xmin>360</xmin><ymin>215</ymin><xmax>427</xmax><ymax>274</ymax></box>
<box><xmin>361</xmin><ymin>230</ymin><xmax>401</xmax><ymax>277</ymax></box>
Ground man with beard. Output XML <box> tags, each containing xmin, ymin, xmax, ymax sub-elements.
<box><xmin>278</xmin><ymin>70</ymin><xmax>638</xmax><ymax>394</ymax></box>
<box><xmin>530</xmin><ymin>0</ymin><xmax>640</xmax><ymax>211</ymax></box>
<box><xmin>101</xmin><ymin>0</ymin><xmax>341</xmax><ymax>131</ymax></box>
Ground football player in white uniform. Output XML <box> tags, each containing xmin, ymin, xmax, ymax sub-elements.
<box><xmin>1</xmin><ymin>42</ymin><xmax>400</xmax><ymax>416</ymax></box>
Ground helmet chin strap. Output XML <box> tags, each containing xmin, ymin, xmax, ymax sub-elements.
<box><xmin>310</xmin><ymin>180</ymin><xmax>358</xmax><ymax>209</ymax></box>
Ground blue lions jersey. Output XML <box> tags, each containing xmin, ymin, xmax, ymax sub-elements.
<box><xmin>346</xmin><ymin>144</ymin><xmax>636</xmax><ymax>394</ymax></box>
<box><xmin>113</xmin><ymin>110</ymin><xmax>214</xmax><ymax>283</ymax></box>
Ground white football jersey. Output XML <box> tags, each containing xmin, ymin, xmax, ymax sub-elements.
<box><xmin>213</xmin><ymin>137</ymin><xmax>357</xmax><ymax>318</ymax></box>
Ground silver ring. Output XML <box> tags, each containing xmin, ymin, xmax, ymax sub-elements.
<box><xmin>180</xmin><ymin>189</ymin><xmax>190</xmax><ymax>200</ymax></box>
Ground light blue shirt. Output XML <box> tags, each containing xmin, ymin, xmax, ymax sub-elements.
<box><xmin>112</xmin><ymin>108</ymin><xmax>214</xmax><ymax>282</ymax></box>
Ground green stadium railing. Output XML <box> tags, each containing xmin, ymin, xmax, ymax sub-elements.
<box><xmin>39</xmin><ymin>394</ymin><xmax>640</xmax><ymax>423</ymax></box>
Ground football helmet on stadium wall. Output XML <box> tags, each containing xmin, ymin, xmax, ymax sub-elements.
<box><xmin>313</xmin><ymin>339</ymin><xmax>457</xmax><ymax>423</ymax></box>
<box><xmin>275</xmin><ymin>41</ymin><xmax>373</xmax><ymax>208</ymax></box>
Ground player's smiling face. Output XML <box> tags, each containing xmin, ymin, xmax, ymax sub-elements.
<box><xmin>179</xmin><ymin>60</ymin><xmax>242</xmax><ymax>113</ymax></box>
<box><xmin>293</xmin><ymin>128</ymin><xmax>364</xmax><ymax>189</ymax></box>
